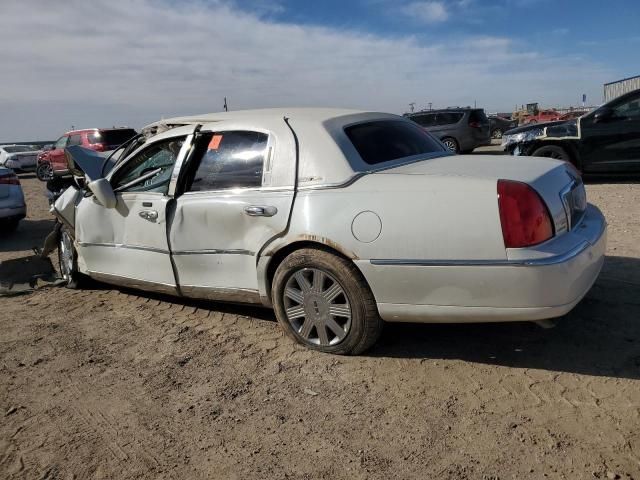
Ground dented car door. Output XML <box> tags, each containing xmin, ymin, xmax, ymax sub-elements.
<box><xmin>168</xmin><ymin>125</ymin><xmax>295</xmax><ymax>303</ymax></box>
<box><xmin>74</xmin><ymin>130</ymin><xmax>195</xmax><ymax>292</ymax></box>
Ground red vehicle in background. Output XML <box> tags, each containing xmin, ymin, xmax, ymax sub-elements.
<box><xmin>521</xmin><ymin>109</ymin><xmax>561</xmax><ymax>125</ymax></box>
<box><xmin>37</xmin><ymin>127</ymin><xmax>137</xmax><ymax>177</ymax></box>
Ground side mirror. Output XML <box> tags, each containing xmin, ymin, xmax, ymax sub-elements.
<box><xmin>87</xmin><ymin>178</ymin><xmax>116</xmax><ymax>208</ymax></box>
<box><xmin>593</xmin><ymin>107</ymin><xmax>612</xmax><ymax>123</ymax></box>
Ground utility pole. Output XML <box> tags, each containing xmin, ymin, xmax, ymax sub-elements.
<box><xmin>223</xmin><ymin>97</ymin><xmax>228</xmax><ymax>112</ymax></box>
<box><xmin>409</xmin><ymin>102</ymin><xmax>415</xmax><ymax>113</ymax></box>
<box><xmin>428</xmin><ymin>102</ymin><xmax>432</xmax><ymax>111</ymax></box>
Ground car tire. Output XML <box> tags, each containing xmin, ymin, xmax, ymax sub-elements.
<box><xmin>492</xmin><ymin>128</ymin><xmax>503</xmax><ymax>139</ymax></box>
<box><xmin>272</xmin><ymin>248</ymin><xmax>383</xmax><ymax>355</ymax></box>
<box><xmin>36</xmin><ymin>162</ymin><xmax>53</xmax><ymax>182</ymax></box>
<box><xmin>531</xmin><ymin>145</ymin><xmax>571</xmax><ymax>162</ymax></box>
<box><xmin>58</xmin><ymin>228</ymin><xmax>83</xmax><ymax>289</ymax></box>
<box><xmin>441</xmin><ymin>137</ymin><xmax>459</xmax><ymax>153</ymax></box>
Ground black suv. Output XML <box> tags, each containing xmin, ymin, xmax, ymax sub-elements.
<box><xmin>405</xmin><ymin>108</ymin><xmax>491</xmax><ymax>153</ymax></box>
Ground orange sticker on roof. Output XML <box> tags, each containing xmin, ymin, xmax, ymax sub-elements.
<box><xmin>208</xmin><ymin>134</ymin><xmax>223</xmax><ymax>150</ymax></box>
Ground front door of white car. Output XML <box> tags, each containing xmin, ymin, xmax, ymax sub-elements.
<box><xmin>168</xmin><ymin>128</ymin><xmax>294</xmax><ymax>301</ymax></box>
<box><xmin>75</xmin><ymin>133</ymin><xmax>192</xmax><ymax>292</ymax></box>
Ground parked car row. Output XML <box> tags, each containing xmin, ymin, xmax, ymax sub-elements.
<box><xmin>37</xmin><ymin>127</ymin><xmax>137</xmax><ymax>177</ymax></box>
<box><xmin>502</xmin><ymin>88</ymin><xmax>640</xmax><ymax>173</ymax></box>
<box><xmin>45</xmin><ymin>107</ymin><xmax>606</xmax><ymax>354</ymax></box>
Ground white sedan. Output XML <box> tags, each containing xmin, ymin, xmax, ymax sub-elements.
<box><xmin>0</xmin><ymin>144</ymin><xmax>39</xmax><ymax>171</ymax></box>
<box><xmin>50</xmin><ymin>108</ymin><xmax>606</xmax><ymax>354</ymax></box>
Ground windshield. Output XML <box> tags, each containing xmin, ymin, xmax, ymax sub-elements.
<box><xmin>3</xmin><ymin>145</ymin><xmax>33</xmax><ymax>153</ymax></box>
<box><xmin>344</xmin><ymin>120</ymin><xmax>446</xmax><ymax>166</ymax></box>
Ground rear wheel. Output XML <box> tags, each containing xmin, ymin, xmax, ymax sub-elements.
<box><xmin>492</xmin><ymin>128</ymin><xmax>503</xmax><ymax>139</ymax></box>
<box><xmin>441</xmin><ymin>137</ymin><xmax>459</xmax><ymax>153</ymax></box>
<box><xmin>272</xmin><ymin>248</ymin><xmax>382</xmax><ymax>355</ymax></box>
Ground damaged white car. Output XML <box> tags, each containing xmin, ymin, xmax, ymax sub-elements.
<box><xmin>49</xmin><ymin>108</ymin><xmax>607</xmax><ymax>354</ymax></box>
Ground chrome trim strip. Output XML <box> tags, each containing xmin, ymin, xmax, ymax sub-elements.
<box><xmin>180</xmin><ymin>285</ymin><xmax>262</xmax><ymax>304</ymax></box>
<box><xmin>87</xmin><ymin>271</ymin><xmax>178</xmax><ymax>295</ymax></box>
<box><xmin>297</xmin><ymin>173</ymin><xmax>366</xmax><ymax>191</ymax></box>
<box><xmin>370</xmin><ymin>241</ymin><xmax>591</xmax><ymax>267</ymax></box>
<box><xmin>78</xmin><ymin>242</ymin><xmax>169</xmax><ymax>255</ymax></box>
<box><xmin>181</xmin><ymin>185</ymin><xmax>294</xmax><ymax>196</ymax></box>
<box><xmin>172</xmin><ymin>249</ymin><xmax>255</xmax><ymax>256</ymax></box>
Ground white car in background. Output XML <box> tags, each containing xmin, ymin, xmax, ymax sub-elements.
<box><xmin>51</xmin><ymin>108</ymin><xmax>606</xmax><ymax>354</ymax></box>
<box><xmin>0</xmin><ymin>166</ymin><xmax>26</xmax><ymax>231</ymax></box>
<box><xmin>0</xmin><ymin>144</ymin><xmax>39</xmax><ymax>171</ymax></box>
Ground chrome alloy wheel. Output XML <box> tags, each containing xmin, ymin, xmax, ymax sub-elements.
<box><xmin>59</xmin><ymin>231</ymin><xmax>74</xmax><ymax>281</ymax></box>
<box><xmin>442</xmin><ymin>138</ymin><xmax>457</xmax><ymax>152</ymax></box>
<box><xmin>283</xmin><ymin>268</ymin><xmax>352</xmax><ymax>346</ymax></box>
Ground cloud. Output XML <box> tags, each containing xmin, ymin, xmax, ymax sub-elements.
<box><xmin>402</xmin><ymin>1</ymin><xmax>449</xmax><ymax>24</ymax></box>
<box><xmin>0</xmin><ymin>0</ymin><xmax>613</xmax><ymax>140</ymax></box>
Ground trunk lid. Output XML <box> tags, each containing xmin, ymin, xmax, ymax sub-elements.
<box><xmin>375</xmin><ymin>154</ymin><xmax>579</xmax><ymax>236</ymax></box>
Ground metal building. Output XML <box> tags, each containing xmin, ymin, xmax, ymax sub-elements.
<box><xmin>604</xmin><ymin>75</ymin><xmax>640</xmax><ymax>102</ymax></box>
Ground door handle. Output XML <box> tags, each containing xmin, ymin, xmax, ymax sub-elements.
<box><xmin>139</xmin><ymin>210</ymin><xmax>158</xmax><ymax>221</ymax></box>
<box><xmin>244</xmin><ymin>205</ymin><xmax>278</xmax><ymax>217</ymax></box>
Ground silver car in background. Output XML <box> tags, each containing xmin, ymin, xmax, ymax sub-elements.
<box><xmin>0</xmin><ymin>167</ymin><xmax>26</xmax><ymax>232</ymax></box>
<box><xmin>0</xmin><ymin>144</ymin><xmax>39</xmax><ymax>172</ymax></box>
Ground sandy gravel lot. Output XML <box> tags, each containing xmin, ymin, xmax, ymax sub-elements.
<box><xmin>1</xmin><ymin>150</ymin><xmax>639</xmax><ymax>479</ymax></box>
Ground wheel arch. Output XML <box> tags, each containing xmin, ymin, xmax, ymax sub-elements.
<box><xmin>526</xmin><ymin>140</ymin><xmax>581</xmax><ymax>170</ymax></box>
<box><xmin>257</xmin><ymin>238</ymin><xmax>362</xmax><ymax>307</ymax></box>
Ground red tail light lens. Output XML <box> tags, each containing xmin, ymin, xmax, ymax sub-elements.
<box><xmin>497</xmin><ymin>180</ymin><xmax>553</xmax><ymax>248</ymax></box>
<box><xmin>468</xmin><ymin>121</ymin><xmax>480</xmax><ymax>128</ymax></box>
<box><xmin>0</xmin><ymin>173</ymin><xmax>20</xmax><ymax>185</ymax></box>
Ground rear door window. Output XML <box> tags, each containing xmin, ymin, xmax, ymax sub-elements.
<box><xmin>469</xmin><ymin>109</ymin><xmax>489</xmax><ymax>124</ymax></box>
<box><xmin>410</xmin><ymin>114</ymin><xmax>436</xmax><ymax>127</ymax></box>
<box><xmin>436</xmin><ymin>112</ymin><xmax>464</xmax><ymax>125</ymax></box>
<box><xmin>68</xmin><ymin>134</ymin><xmax>83</xmax><ymax>146</ymax></box>
<box><xmin>344</xmin><ymin>120</ymin><xmax>445</xmax><ymax>165</ymax></box>
<box><xmin>92</xmin><ymin>129</ymin><xmax>138</xmax><ymax>147</ymax></box>
<box><xmin>186</xmin><ymin>131</ymin><xmax>269</xmax><ymax>192</ymax></box>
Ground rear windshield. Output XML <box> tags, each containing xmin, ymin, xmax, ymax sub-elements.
<box><xmin>344</xmin><ymin>120</ymin><xmax>445</xmax><ymax>165</ymax></box>
<box><xmin>469</xmin><ymin>109</ymin><xmax>489</xmax><ymax>123</ymax></box>
<box><xmin>3</xmin><ymin>146</ymin><xmax>33</xmax><ymax>153</ymax></box>
<box><xmin>89</xmin><ymin>129</ymin><xmax>137</xmax><ymax>147</ymax></box>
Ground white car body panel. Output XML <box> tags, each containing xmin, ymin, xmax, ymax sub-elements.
<box><xmin>53</xmin><ymin>108</ymin><xmax>606</xmax><ymax>326</ymax></box>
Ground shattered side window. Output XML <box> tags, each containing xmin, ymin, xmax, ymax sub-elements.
<box><xmin>111</xmin><ymin>137</ymin><xmax>185</xmax><ymax>194</ymax></box>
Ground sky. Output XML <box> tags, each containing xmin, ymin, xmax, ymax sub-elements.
<box><xmin>1</xmin><ymin>0</ymin><xmax>639</xmax><ymax>141</ymax></box>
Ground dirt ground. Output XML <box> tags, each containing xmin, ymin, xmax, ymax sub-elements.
<box><xmin>1</xmin><ymin>147</ymin><xmax>639</xmax><ymax>479</ymax></box>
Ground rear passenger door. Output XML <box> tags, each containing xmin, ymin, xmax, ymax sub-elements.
<box><xmin>169</xmin><ymin>127</ymin><xmax>294</xmax><ymax>302</ymax></box>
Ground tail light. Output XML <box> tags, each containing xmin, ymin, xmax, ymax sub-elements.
<box><xmin>88</xmin><ymin>143</ymin><xmax>105</xmax><ymax>152</ymax></box>
<box><xmin>497</xmin><ymin>180</ymin><xmax>553</xmax><ymax>248</ymax></box>
<box><xmin>0</xmin><ymin>173</ymin><xmax>20</xmax><ymax>185</ymax></box>
<box><xmin>468</xmin><ymin>121</ymin><xmax>481</xmax><ymax>128</ymax></box>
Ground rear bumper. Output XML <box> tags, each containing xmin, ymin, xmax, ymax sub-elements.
<box><xmin>356</xmin><ymin>204</ymin><xmax>607</xmax><ymax>323</ymax></box>
<box><xmin>0</xmin><ymin>204</ymin><xmax>26</xmax><ymax>221</ymax></box>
